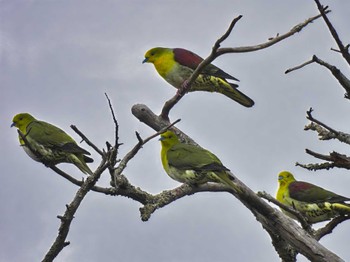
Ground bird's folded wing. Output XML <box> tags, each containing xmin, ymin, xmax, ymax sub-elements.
<box><xmin>289</xmin><ymin>181</ymin><xmax>350</xmax><ymax>203</ymax></box>
<box><xmin>167</xmin><ymin>143</ymin><xmax>225</xmax><ymax>171</ymax></box>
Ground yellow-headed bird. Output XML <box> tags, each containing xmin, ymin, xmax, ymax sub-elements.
<box><xmin>159</xmin><ymin>130</ymin><xmax>239</xmax><ymax>191</ymax></box>
<box><xmin>276</xmin><ymin>171</ymin><xmax>350</xmax><ymax>223</ymax></box>
<box><xmin>143</xmin><ymin>47</ymin><xmax>254</xmax><ymax>107</ymax></box>
<box><xmin>11</xmin><ymin>113</ymin><xmax>93</xmax><ymax>175</ymax></box>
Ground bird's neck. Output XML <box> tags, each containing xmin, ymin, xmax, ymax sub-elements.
<box><xmin>276</xmin><ymin>182</ymin><xmax>290</xmax><ymax>202</ymax></box>
<box><xmin>161</xmin><ymin>146</ymin><xmax>170</xmax><ymax>172</ymax></box>
<box><xmin>153</xmin><ymin>53</ymin><xmax>176</xmax><ymax>78</ymax></box>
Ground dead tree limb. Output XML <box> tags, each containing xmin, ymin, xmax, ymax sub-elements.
<box><xmin>160</xmin><ymin>11</ymin><xmax>328</xmax><ymax>120</ymax></box>
<box><xmin>314</xmin><ymin>0</ymin><xmax>350</xmax><ymax>65</ymax></box>
<box><xmin>132</xmin><ymin>103</ymin><xmax>344</xmax><ymax>262</ymax></box>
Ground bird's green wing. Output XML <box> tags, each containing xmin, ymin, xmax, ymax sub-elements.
<box><xmin>289</xmin><ymin>181</ymin><xmax>350</xmax><ymax>203</ymax></box>
<box><xmin>27</xmin><ymin>121</ymin><xmax>90</xmax><ymax>155</ymax></box>
<box><xmin>167</xmin><ymin>143</ymin><xmax>228</xmax><ymax>172</ymax></box>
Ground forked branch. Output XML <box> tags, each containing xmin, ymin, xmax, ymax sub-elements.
<box><xmin>160</xmin><ymin>10</ymin><xmax>328</xmax><ymax>120</ymax></box>
<box><xmin>314</xmin><ymin>0</ymin><xmax>350</xmax><ymax>65</ymax></box>
<box><xmin>298</xmin><ymin>109</ymin><xmax>350</xmax><ymax>171</ymax></box>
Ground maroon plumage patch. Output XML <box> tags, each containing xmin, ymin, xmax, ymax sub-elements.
<box><xmin>173</xmin><ymin>48</ymin><xmax>203</xmax><ymax>70</ymax></box>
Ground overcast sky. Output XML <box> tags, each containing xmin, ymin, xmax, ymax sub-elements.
<box><xmin>1</xmin><ymin>1</ymin><xmax>350</xmax><ymax>261</ymax></box>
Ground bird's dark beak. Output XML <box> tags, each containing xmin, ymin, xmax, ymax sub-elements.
<box><xmin>10</xmin><ymin>122</ymin><xmax>16</xmax><ymax>128</ymax></box>
<box><xmin>159</xmin><ymin>136</ymin><xmax>165</xmax><ymax>141</ymax></box>
<box><xmin>142</xmin><ymin>57</ymin><xmax>148</xmax><ymax>64</ymax></box>
<box><xmin>278</xmin><ymin>176</ymin><xmax>283</xmax><ymax>181</ymax></box>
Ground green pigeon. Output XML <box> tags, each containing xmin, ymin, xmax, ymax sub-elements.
<box><xmin>276</xmin><ymin>171</ymin><xmax>350</xmax><ymax>223</ymax></box>
<box><xmin>11</xmin><ymin>113</ymin><xmax>93</xmax><ymax>175</ymax></box>
<box><xmin>143</xmin><ymin>47</ymin><xmax>254</xmax><ymax>107</ymax></box>
<box><xmin>159</xmin><ymin>130</ymin><xmax>239</xmax><ymax>192</ymax></box>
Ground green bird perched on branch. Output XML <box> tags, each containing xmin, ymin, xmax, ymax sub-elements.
<box><xmin>276</xmin><ymin>171</ymin><xmax>350</xmax><ymax>223</ymax></box>
<box><xmin>11</xmin><ymin>113</ymin><xmax>93</xmax><ymax>175</ymax></box>
<box><xmin>143</xmin><ymin>47</ymin><xmax>254</xmax><ymax>107</ymax></box>
<box><xmin>159</xmin><ymin>130</ymin><xmax>240</xmax><ymax>192</ymax></box>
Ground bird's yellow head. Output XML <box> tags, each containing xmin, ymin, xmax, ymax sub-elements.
<box><xmin>159</xmin><ymin>130</ymin><xmax>180</xmax><ymax>149</ymax></box>
<box><xmin>143</xmin><ymin>47</ymin><xmax>169</xmax><ymax>64</ymax></box>
<box><xmin>11</xmin><ymin>113</ymin><xmax>36</xmax><ymax>132</ymax></box>
<box><xmin>278</xmin><ymin>171</ymin><xmax>296</xmax><ymax>186</ymax></box>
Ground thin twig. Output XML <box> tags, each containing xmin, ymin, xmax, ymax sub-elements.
<box><xmin>142</xmin><ymin>119</ymin><xmax>181</xmax><ymax>144</ymax></box>
<box><xmin>214</xmin><ymin>15</ymin><xmax>243</xmax><ymax>50</ymax></box>
<box><xmin>160</xmin><ymin>10</ymin><xmax>327</xmax><ymax>119</ymax></box>
<box><xmin>314</xmin><ymin>0</ymin><xmax>350</xmax><ymax>65</ymax></box>
<box><xmin>305</xmin><ymin>122</ymin><xmax>350</xmax><ymax>145</ymax></box>
<box><xmin>257</xmin><ymin>191</ymin><xmax>312</xmax><ymax>233</ymax></box>
<box><xmin>330</xmin><ymin>47</ymin><xmax>342</xmax><ymax>53</ymax></box>
<box><xmin>296</xmin><ymin>161</ymin><xmax>335</xmax><ymax>171</ymax></box>
<box><xmin>50</xmin><ymin>166</ymin><xmax>116</xmax><ymax>195</ymax></box>
<box><xmin>298</xmin><ymin>149</ymin><xmax>350</xmax><ymax>171</ymax></box>
<box><xmin>312</xmin><ymin>55</ymin><xmax>350</xmax><ymax>98</ymax></box>
<box><xmin>161</xmin><ymin>16</ymin><xmax>243</xmax><ymax>119</ymax></box>
<box><xmin>216</xmin><ymin>9</ymin><xmax>330</xmax><ymax>56</ymax></box>
<box><xmin>314</xmin><ymin>216</ymin><xmax>350</xmax><ymax>241</ymax></box>
<box><xmin>104</xmin><ymin>93</ymin><xmax>120</xmax><ymax>149</ymax></box>
<box><xmin>42</xmin><ymin>156</ymin><xmax>110</xmax><ymax>261</ymax></box>
<box><xmin>71</xmin><ymin>125</ymin><xmax>103</xmax><ymax>156</ymax></box>
<box><xmin>285</xmin><ymin>59</ymin><xmax>314</xmax><ymax>74</ymax></box>
<box><xmin>305</xmin><ymin>148</ymin><xmax>333</xmax><ymax>161</ymax></box>
<box><xmin>306</xmin><ymin>108</ymin><xmax>339</xmax><ymax>135</ymax></box>
<box><xmin>286</xmin><ymin>55</ymin><xmax>350</xmax><ymax>98</ymax></box>
<box><xmin>112</xmin><ymin>119</ymin><xmax>181</xmax><ymax>188</ymax></box>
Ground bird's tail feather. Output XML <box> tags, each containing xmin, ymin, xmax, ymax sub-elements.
<box><xmin>222</xmin><ymin>83</ymin><xmax>254</xmax><ymax>107</ymax></box>
<box><xmin>84</xmin><ymin>155</ymin><xmax>94</xmax><ymax>163</ymax></box>
<box><xmin>69</xmin><ymin>155</ymin><xmax>94</xmax><ymax>175</ymax></box>
<box><xmin>217</xmin><ymin>172</ymin><xmax>242</xmax><ymax>194</ymax></box>
<box><xmin>190</xmin><ymin>75</ymin><xmax>254</xmax><ymax>107</ymax></box>
<box><xmin>332</xmin><ymin>203</ymin><xmax>350</xmax><ymax>214</ymax></box>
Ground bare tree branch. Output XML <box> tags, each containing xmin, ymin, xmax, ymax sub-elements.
<box><xmin>35</xmin><ymin>4</ymin><xmax>348</xmax><ymax>261</ymax></box>
<box><xmin>305</xmin><ymin>149</ymin><xmax>334</xmax><ymax>162</ymax></box>
<box><xmin>140</xmin><ymin>182</ymin><xmax>239</xmax><ymax>221</ymax></box>
<box><xmin>297</xmin><ymin>149</ymin><xmax>350</xmax><ymax>171</ymax></box>
<box><xmin>285</xmin><ymin>2</ymin><xmax>350</xmax><ymax>101</ymax></box>
<box><xmin>312</xmin><ymin>55</ymin><xmax>350</xmax><ymax>98</ymax></box>
<box><xmin>285</xmin><ymin>59</ymin><xmax>314</xmax><ymax>74</ymax></box>
<box><xmin>305</xmin><ymin>122</ymin><xmax>339</xmax><ymax>141</ymax></box>
<box><xmin>159</xmin><ymin>15</ymin><xmax>243</xmax><ymax>120</ymax></box>
<box><xmin>104</xmin><ymin>93</ymin><xmax>121</xmax><ymax>149</ymax></box>
<box><xmin>50</xmin><ymin>166</ymin><xmax>117</xmax><ymax>195</ymax></box>
<box><xmin>71</xmin><ymin>125</ymin><xmax>104</xmax><ymax>157</ymax></box>
<box><xmin>216</xmin><ymin>10</ymin><xmax>329</xmax><ymax>55</ymax></box>
<box><xmin>297</xmin><ymin>109</ymin><xmax>350</xmax><ymax>172</ymax></box>
<box><xmin>132</xmin><ymin>102</ymin><xmax>344</xmax><ymax>262</ymax></box>
<box><xmin>304</xmin><ymin>108</ymin><xmax>350</xmax><ymax>144</ymax></box>
<box><xmin>314</xmin><ymin>0</ymin><xmax>350</xmax><ymax>65</ymax></box>
<box><xmin>296</xmin><ymin>160</ymin><xmax>335</xmax><ymax>171</ymax></box>
<box><xmin>315</xmin><ymin>216</ymin><xmax>350</xmax><ymax>241</ymax></box>
<box><xmin>160</xmin><ymin>10</ymin><xmax>327</xmax><ymax>120</ymax></box>
<box><xmin>285</xmin><ymin>55</ymin><xmax>350</xmax><ymax>98</ymax></box>
<box><xmin>42</xmin><ymin>154</ymin><xmax>110</xmax><ymax>261</ymax></box>
<box><xmin>306</xmin><ymin>108</ymin><xmax>338</xmax><ymax>134</ymax></box>
<box><xmin>112</xmin><ymin>119</ymin><xmax>180</xmax><ymax>188</ymax></box>
<box><xmin>258</xmin><ymin>191</ymin><xmax>313</xmax><ymax>233</ymax></box>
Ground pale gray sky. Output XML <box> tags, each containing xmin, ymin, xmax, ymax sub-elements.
<box><xmin>1</xmin><ymin>1</ymin><xmax>350</xmax><ymax>261</ymax></box>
